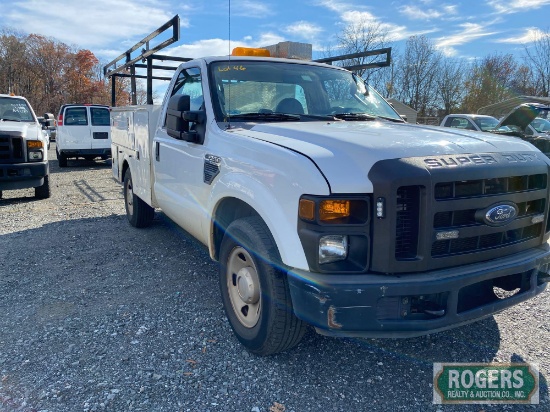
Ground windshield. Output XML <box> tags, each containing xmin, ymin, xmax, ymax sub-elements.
<box><xmin>209</xmin><ymin>60</ymin><xmax>402</xmax><ymax>122</ymax></box>
<box><xmin>0</xmin><ymin>97</ymin><xmax>35</xmax><ymax>122</ymax></box>
<box><xmin>472</xmin><ymin>116</ymin><xmax>500</xmax><ymax>131</ymax></box>
<box><xmin>531</xmin><ymin>118</ymin><xmax>550</xmax><ymax>133</ymax></box>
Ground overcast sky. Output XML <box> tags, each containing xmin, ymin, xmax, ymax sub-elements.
<box><xmin>3</xmin><ymin>0</ymin><xmax>550</xmax><ymax>63</ymax></box>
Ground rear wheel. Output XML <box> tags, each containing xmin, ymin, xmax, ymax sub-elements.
<box><xmin>124</xmin><ymin>168</ymin><xmax>154</xmax><ymax>228</ymax></box>
<box><xmin>35</xmin><ymin>175</ymin><xmax>51</xmax><ymax>199</ymax></box>
<box><xmin>219</xmin><ymin>216</ymin><xmax>306</xmax><ymax>355</ymax></box>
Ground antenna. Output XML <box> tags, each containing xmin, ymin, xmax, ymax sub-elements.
<box><xmin>226</xmin><ymin>0</ymin><xmax>232</xmax><ymax>129</ymax></box>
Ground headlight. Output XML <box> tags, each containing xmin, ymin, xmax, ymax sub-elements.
<box><xmin>297</xmin><ymin>195</ymin><xmax>371</xmax><ymax>272</ymax></box>
<box><xmin>28</xmin><ymin>151</ymin><xmax>43</xmax><ymax>160</ymax></box>
<box><xmin>299</xmin><ymin>198</ymin><xmax>368</xmax><ymax>224</ymax></box>
<box><xmin>27</xmin><ymin>140</ymin><xmax>43</xmax><ymax>149</ymax></box>
<box><xmin>319</xmin><ymin>235</ymin><xmax>348</xmax><ymax>264</ymax></box>
<box><xmin>27</xmin><ymin>140</ymin><xmax>44</xmax><ymax>161</ymax></box>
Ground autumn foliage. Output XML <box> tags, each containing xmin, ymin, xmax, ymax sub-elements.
<box><xmin>0</xmin><ymin>29</ymin><xmax>130</xmax><ymax>116</ymax></box>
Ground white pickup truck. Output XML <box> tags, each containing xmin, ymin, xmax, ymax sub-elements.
<box><xmin>111</xmin><ymin>47</ymin><xmax>550</xmax><ymax>355</ymax></box>
<box><xmin>0</xmin><ymin>93</ymin><xmax>51</xmax><ymax>199</ymax></box>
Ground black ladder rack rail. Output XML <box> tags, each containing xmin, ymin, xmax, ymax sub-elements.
<box><xmin>103</xmin><ymin>15</ymin><xmax>191</xmax><ymax>106</ymax></box>
<box><xmin>313</xmin><ymin>47</ymin><xmax>392</xmax><ymax>72</ymax></box>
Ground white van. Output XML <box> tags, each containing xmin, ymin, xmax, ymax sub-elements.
<box><xmin>56</xmin><ymin>104</ymin><xmax>111</xmax><ymax>167</ymax></box>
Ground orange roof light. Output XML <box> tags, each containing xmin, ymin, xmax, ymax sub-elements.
<box><xmin>231</xmin><ymin>47</ymin><xmax>270</xmax><ymax>57</ymax></box>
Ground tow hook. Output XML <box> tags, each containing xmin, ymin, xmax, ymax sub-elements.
<box><xmin>419</xmin><ymin>300</ymin><xmax>446</xmax><ymax>317</ymax></box>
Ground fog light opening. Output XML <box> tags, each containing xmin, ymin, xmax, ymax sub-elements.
<box><xmin>537</xmin><ymin>263</ymin><xmax>550</xmax><ymax>283</ymax></box>
<box><xmin>493</xmin><ymin>286</ymin><xmax>521</xmax><ymax>300</ymax></box>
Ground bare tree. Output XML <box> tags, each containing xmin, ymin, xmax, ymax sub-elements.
<box><xmin>25</xmin><ymin>34</ymin><xmax>71</xmax><ymax>114</ymax></box>
<box><xmin>510</xmin><ymin>65</ymin><xmax>538</xmax><ymax>96</ymax></box>
<box><xmin>522</xmin><ymin>29</ymin><xmax>550</xmax><ymax>97</ymax></box>
<box><xmin>324</xmin><ymin>16</ymin><xmax>393</xmax><ymax>92</ymax></box>
<box><xmin>395</xmin><ymin>35</ymin><xmax>442</xmax><ymax>116</ymax></box>
<box><xmin>461</xmin><ymin>54</ymin><xmax>517</xmax><ymax>113</ymax></box>
<box><xmin>436</xmin><ymin>58</ymin><xmax>466</xmax><ymax>115</ymax></box>
<box><xmin>0</xmin><ymin>29</ymin><xmax>28</xmax><ymax>96</ymax></box>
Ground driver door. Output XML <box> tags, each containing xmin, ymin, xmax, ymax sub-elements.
<box><xmin>153</xmin><ymin>66</ymin><xmax>209</xmax><ymax>241</ymax></box>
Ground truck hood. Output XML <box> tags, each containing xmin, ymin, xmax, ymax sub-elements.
<box><xmin>0</xmin><ymin>121</ymin><xmax>41</xmax><ymax>137</ymax></box>
<box><xmin>232</xmin><ymin>120</ymin><xmax>543</xmax><ymax>193</ymax></box>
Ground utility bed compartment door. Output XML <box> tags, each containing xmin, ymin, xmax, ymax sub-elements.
<box><xmin>132</xmin><ymin>108</ymin><xmax>153</xmax><ymax>204</ymax></box>
<box><xmin>110</xmin><ymin>105</ymin><xmax>160</xmax><ymax>207</ymax></box>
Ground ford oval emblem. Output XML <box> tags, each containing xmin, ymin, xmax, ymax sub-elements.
<box><xmin>484</xmin><ymin>203</ymin><xmax>518</xmax><ymax>226</ymax></box>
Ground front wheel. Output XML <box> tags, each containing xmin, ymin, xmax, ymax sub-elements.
<box><xmin>35</xmin><ymin>175</ymin><xmax>51</xmax><ymax>199</ymax></box>
<box><xmin>219</xmin><ymin>216</ymin><xmax>306</xmax><ymax>355</ymax></box>
<box><xmin>124</xmin><ymin>168</ymin><xmax>154</xmax><ymax>228</ymax></box>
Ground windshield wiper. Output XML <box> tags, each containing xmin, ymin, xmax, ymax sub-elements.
<box><xmin>0</xmin><ymin>118</ymin><xmax>22</xmax><ymax>122</ymax></box>
<box><xmin>298</xmin><ymin>113</ymin><xmax>342</xmax><ymax>121</ymax></box>
<box><xmin>226</xmin><ymin>112</ymin><xmax>300</xmax><ymax>121</ymax></box>
<box><xmin>374</xmin><ymin>115</ymin><xmax>406</xmax><ymax>123</ymax></box>
<box><xmin>332</xmin><ymin>113</ymin><xmax>377</xmax><ymax>121</ymax></box>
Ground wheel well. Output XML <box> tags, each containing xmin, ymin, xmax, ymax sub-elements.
<box><xmin>121</xmin><ymin>160</ymin><xmax>129</xmax><ymax>181</ymax></box>
<box><xmin>212</xmin><ymin>198</ymin><xmax>260</xmax><ymax>261</ymax></box>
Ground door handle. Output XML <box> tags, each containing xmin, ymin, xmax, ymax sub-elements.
<box><xmin>155</xmin><ymin>142</ymin><xmax>160</xmax><ymax>161</ymax></box>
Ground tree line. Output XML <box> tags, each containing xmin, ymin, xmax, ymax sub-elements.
<box><xmin>0</xmin><ymin>28</ymin><xmax>133</xmax><ymax>117</ymax></box>
<box><xmin>329</xmin><ymin>20</ymin><xmax>550</xmax><ymax>120</ymax></box>
<box><xmin>2</xmin><ymin>22</ymin><xmax>549</xmax><ymax>120</ymax></box>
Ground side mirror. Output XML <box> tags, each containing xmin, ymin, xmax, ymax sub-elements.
<box><xmin>166</xmin><ymin>95</ymin><xmax>205</xmax><ymax>143</ymax></box>
<box><xmin>42</xmin><ymin>113</ymin><xmax>54</xmax><ymax>128</ymax></box>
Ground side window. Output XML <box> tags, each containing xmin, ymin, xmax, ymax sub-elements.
<box><xmin>91</xmin><ymin>108</ymin><xmax>110</xmax><ymax>126</ymax></box>
<box><xmin>65</xmin><ymin>107</ymin><xmax>88</xmax><ymax>126</ymax></box>
<box><xmin>171</xmin><ymin>67</ymin><xmax>203</xmax><ymax>111</ymax></box>
<box><xmin>163</xmin><ymin>67</ymin><xmax>203</xmax><ymax>130</ymax></box>
<box><xmin>465</xmin><ymin>120</ymin><xmax>477</xmax><ymax>131</ymax></box>
<box><xmin>444</xmin><ymin>117</ymin><xmax>455</xmax><ymax>127</ymax></box>
<box><xmin>448</xmin><ymin>117</ymin><xmax>466</xmax><ymax>128</ymax></box>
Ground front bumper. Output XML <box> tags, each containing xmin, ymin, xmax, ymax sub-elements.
<box><xmin>0</xmin><ymin>162</ymin><xmax>49</xmax><ymax>190</ymax></box>
<box><xmin>287</xmin><ymin>244</ymin><xmax>550</xmax><ymax>338</ymax></box>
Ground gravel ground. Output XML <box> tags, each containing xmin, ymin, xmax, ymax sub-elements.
<box><xmin>0</xmin><ymin>143</ymin><xmax>549</xmax><ymax>412</ymax></box>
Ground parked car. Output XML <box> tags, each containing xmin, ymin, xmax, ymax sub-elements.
<box><xmin>440</xmin><ymin>114</ymin><xmax>502</xmax><ymax>132</ymax></box>
<box><xmin>526</xmin><ymin>117</ymin><xmax>550</xmax><ymax>137</ymax></box>
<box><xmin>490</xmin><ymin>103</ymin><xmax>550</xmax><ymax>158</ymax></box>
<box><xmin>56</xmin><ymin>104</ymin><xmax>111</xmax><ymax>167</ymax></box>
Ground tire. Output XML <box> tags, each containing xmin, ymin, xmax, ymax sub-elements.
<box><xmin>219</xmin><ymin>216</ymin><xmax>306</xmax><ymax>356</ymax></box>
<box><xmin>57</xmin><ymin>150</ymin><xmax>67</xmax><ymax>167</ymax></box>
<box><xmin>35</xmin><ymin>175</ymin><xmax>51</xmax><ymax>199</ymax></box>
<box><xmin>124</xmin><ymin>168</ymin><xmax>154</xmax><ymax>228</ymax></box>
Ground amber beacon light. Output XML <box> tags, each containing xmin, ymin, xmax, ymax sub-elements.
<box><xmin>231</xmin><ymin>47</ymin><xmax>271</xmax><ymax>57</ymax></box>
